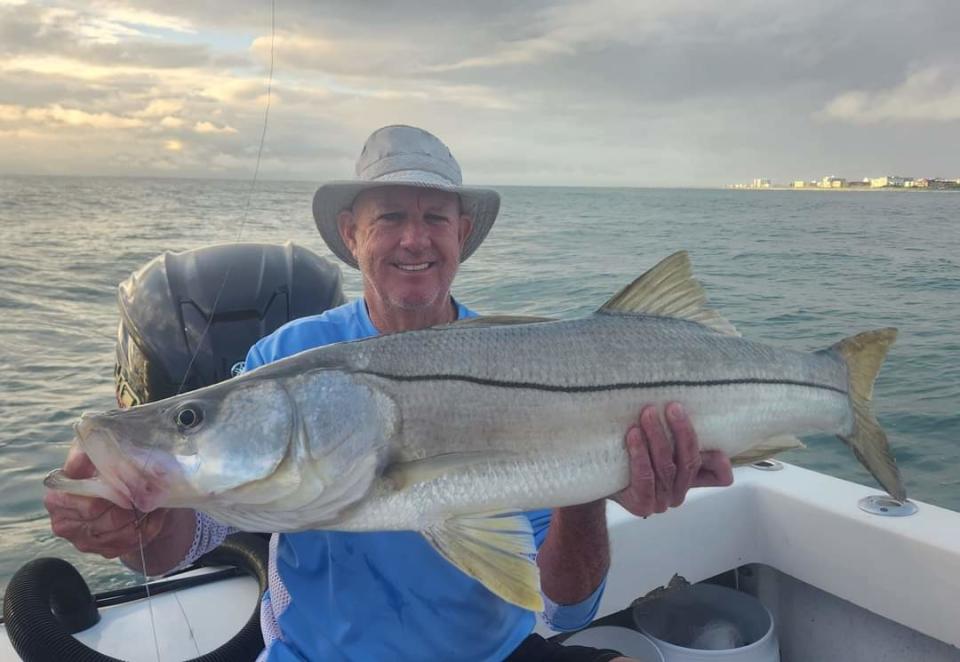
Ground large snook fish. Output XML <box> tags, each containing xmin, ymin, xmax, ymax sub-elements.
<box><xmin>47</xmin><ymin>252</ymin><xmax>903</xmax><ymax>612</ymax></box>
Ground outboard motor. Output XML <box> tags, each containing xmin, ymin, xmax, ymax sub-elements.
<box><xmin>115</xmin><ymin>241</ymin><xmax>346</xmax><ymax>406</ymax></box>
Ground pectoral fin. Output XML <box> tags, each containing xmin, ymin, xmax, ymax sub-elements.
<box><xmin>384</xmin><ymin>451</ymin><xmax>517</xmax><ymax>491</ymax></box>
<box><xmin>730</xmin><ymin>434</ymin><xmax>805</xmax><ymax>466</ymax></box>
<box><xmin>423</xmin><ymin>511</ymin><xmax>543</xmax><ymax>612</ymax></box>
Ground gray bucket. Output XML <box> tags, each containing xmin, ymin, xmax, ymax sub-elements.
<box><xmin>565</xmin><ymin>625</ymin><xmax>665</xmax><ymax>662</ymax></box>
<box><xmin>632</xmin><ymin>584</ymin><xmax>780</xmax><ymax>662</ymax></box>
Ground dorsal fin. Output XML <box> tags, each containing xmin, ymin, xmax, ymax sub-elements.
<box><xmin>598</xmin><ymin>251</ymin><xmax>740</xmax><ymax>336</ymax></box>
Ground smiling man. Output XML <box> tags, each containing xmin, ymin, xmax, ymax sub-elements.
<box><xmin>337</xmin><ymin>185</ymin><xmax>471</xmax><ymax>331</ymax></box>
<box><xmin>46</xmin><ymin>125</ymin><xmax>732</xmax><ymax>661</ymax></box>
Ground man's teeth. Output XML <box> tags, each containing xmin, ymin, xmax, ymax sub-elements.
<box><xmin>397</xmin><ymin>263</ymin><xmax>430</xmax><ymax>272</ymax></box>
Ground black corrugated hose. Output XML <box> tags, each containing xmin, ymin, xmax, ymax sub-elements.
<box><xmin>2</xmin><ymin>533</ymin><xmax>269</xmax><ymax>662</ymax></box>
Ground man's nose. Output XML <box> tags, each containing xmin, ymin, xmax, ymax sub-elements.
<box><xmin>398</xmin><ymin>218</ymin><xmax>430</xmax><ymax>250</ymax></box>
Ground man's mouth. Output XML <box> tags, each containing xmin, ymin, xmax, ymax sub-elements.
<box><xmin>395</xmin><ymin>262</ymin><xmax>432</xmax><ymax>272</ymax></box>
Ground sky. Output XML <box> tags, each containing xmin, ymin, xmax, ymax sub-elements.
<box><xmin>1</xmin><ymin>0</ymin><xmax>958</xmax><ymax>187</ymax></box>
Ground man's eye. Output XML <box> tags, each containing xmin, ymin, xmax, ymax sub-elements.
<box><xmin>379</xmin><ymin>212</ymin><xmax>403</xmax><ymax>221</ymax></box>
<box><xmin>425</xmin><ymin>214</ymin><xmax>450</xmax><ymax>224</ymax></box>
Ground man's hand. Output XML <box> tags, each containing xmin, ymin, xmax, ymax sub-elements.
<box><xmin>44</xmin><ymin>445</ymin><xmax>193</xmax><ymax>572</ymax></box>
<box><xmin>613</xmin><ymin>402</ymin><xmax>733</xmax><ymax>517</ymax></box>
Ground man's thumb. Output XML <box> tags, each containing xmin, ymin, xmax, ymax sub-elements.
<box><xmin>63</xmin><ymin>443</ymin><xmax>97</xmax><ymax>479</ymax></box>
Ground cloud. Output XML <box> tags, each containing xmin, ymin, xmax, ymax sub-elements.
<box><xmin>0</xmin><ymin>103</ymin><xmax>145</xmax><ymax>129</ymax></box>
<box><xmin>0</xmin><ymin>4</ymin><xmax>211</xmax><ymax>69</ymax></box>
<box><xmin>134</xmin><ymin>98</ymin><xmax>185</xmax><ymax>117</ymax></box>
<box><xmin>0</xmin><ymin>0</ymin><xmax>958</xmax><ymax>183</ymax></box>
<box><xmin>88</xmin><ymin>1</ymin><xmax>196</xmax><ymax>35</ymax></box>
<box><xmin>820</xmin><ymin>67</ymin><xmax>960</xmax><ymax>123</ymax></box>
<box><xmin>194</xmin><ymin>120</ymin><xmax>237</xmax><ymax>134</ymax></box>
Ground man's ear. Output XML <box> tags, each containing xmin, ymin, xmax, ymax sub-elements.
<box><xmin>337</xmin><ymin>210</ymin><xmax>357</xmax><ymax>255</ymax></box>
<box><xmin>458</xmin><ymin>214</ymin><xmax>474</xmax><ymax>250</ymax></box>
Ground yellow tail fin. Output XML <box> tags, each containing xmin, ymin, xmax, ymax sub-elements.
<box><xmin>832</xmin><ymin>328</ymin><xmax>906</xmax><ymax>500</ymax></box>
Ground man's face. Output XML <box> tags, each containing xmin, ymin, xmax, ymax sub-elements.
<box><xmin>337</xmin><ymin>186</ymin><xmax>473</xmax><ymax>313</ymax></box>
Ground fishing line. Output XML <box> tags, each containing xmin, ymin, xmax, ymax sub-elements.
<box><xmin>133</xmin><ymin>1</ymin><xmax>277</xmax><ymax>659</ymax></box>
<box><xmin>174</xmin><ymin>590</ymin><xmax>202</xmax><ymax>657</ymax></box>
<box><xmin>176</xmin><ymin>0</ymin><xmax>277</xmax><ymax>397</ymax></box>
<box><xmin>136</xmin><ymin>524</ymin><xmax>162</xmax><ymax>662</ymax></box>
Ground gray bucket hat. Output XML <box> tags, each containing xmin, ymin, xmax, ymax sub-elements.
<box><xmin>312</xmin><ymin>125</ymin><xmax>501</xmax><ymax>269</ymax></box>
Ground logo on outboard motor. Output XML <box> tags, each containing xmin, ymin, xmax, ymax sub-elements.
<box><xmin>231</xmin><ymin>361</ymin><xmax>246</xmax><ymax>377</ymax></box>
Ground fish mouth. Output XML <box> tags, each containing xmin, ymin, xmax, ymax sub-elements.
<box><xmin>75</xmin><ymin>414</ymin><xmax>175</xmax><ymax>513</ymax></box>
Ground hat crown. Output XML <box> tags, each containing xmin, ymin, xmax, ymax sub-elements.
<box><xmin>356</xmin><ymin>125</ymin><xmax>463</xmax><ymax>186</ymax></box>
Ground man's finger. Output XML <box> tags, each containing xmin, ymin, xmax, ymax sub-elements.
<box><xmin>49</xmin><ymin>499</ymin><xmax>141</xmax><ymax>539</ymax></box>
<box><xmin>618</xmin><ymin>424</ymin><xmax>656</xmax><ymax>516</ymax></box>
<box><xmin>694</xmin><ymin>451</ymin><xmax>735</xmax><ymax>488</ymax></box>
<box><xmin>665</xmin><ymin>402</ymin><xmax>701</xmax><ymax>506</ymax></box>
<box><xmin>51</xmin><ymin>518</ymin><xmax>141</xmax><ymax>553</ymax></box>
<box><xmin>45</xmin><ymin>490</ymin><xmax>116</xmax><ymax>523</ymax></box>
<box><xmin>639</xmin><ymin>406</ymin><xmax>674</xmax><ymax>513</ymax></box>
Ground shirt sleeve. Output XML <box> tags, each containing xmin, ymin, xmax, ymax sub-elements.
<box><xmin>526</xmin><ymin>508</ymin><xmax>608</xmax><ymax>631</ymax></box>
<box><xmin>243</xmin><ymin>342</ymin><xmax>268</xmax><ymax>372</ymax></box>
<box><xmin>169</xmin><ymin>511</ymin><xmax>240</xmax><ymax>572</ymax></box>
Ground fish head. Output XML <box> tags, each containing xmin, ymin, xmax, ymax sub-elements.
<box><xmin>74</xmin><ymin>375</ymin><xmax>296</xmax><ymax>512</ymax></box>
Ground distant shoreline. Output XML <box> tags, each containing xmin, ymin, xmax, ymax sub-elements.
<box><xmin>729</xmin><ymin>186</ymin><xmax>959</xmax><ymax>192</ymax></box>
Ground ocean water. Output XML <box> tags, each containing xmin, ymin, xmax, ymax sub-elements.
<box><xmin>1</xmin><ymin>176</ymin><xmax>958</xmax><ymax>594</ymax></box>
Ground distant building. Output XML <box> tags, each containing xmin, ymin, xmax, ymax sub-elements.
<box><xmin>847</xmin><ymin>180</ymin><xmax>870</xmax><ymax>188</ymax></box>
<box><xmin>819</xmin><ymin>176</ymin><xmax>846</xmax><ymax>188</ymax></box>
<box><xmin>927</xmin><ymin>178</ymin><xmax>960</xmax><ymax>190</ymax></box>
<box><xmin>752</xmin><ymin>178</ymin><xmax>772</xmax><ymax>189</ymax></box>
<box><xmin>792</xmin><ymin>180</ymin><xmax>808</xmax><ymax>188</ymax></box>
<box><xmin>870</xmin><ymin>176</ymin><xmax>909</xmax><ymax>188</ymax></box>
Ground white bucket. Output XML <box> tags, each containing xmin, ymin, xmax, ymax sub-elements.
<box><xmin>565</xmin><ymin>625</ymin><xmax>665</xmax><ymax>662</ymax></box>
<box><xmin>632</xmin><ymin>584</ymin><xmax>780</xmax><ymax>662</ymax></box>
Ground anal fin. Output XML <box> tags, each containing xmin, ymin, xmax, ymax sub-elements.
<box><xmin>730</xmin><ymin>434</ymin><xmax>805</xmax><ymax>466</ymax></box>
<box><xmin>423</xmin><ymin>511</ymin><xmax>543</xmax><ymax>612</ymax></box>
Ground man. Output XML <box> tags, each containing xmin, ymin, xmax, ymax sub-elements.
<box><xmin>45</xmin><ymin>125</ymin><xmax>733</xmax><ymax>661</ymax></box>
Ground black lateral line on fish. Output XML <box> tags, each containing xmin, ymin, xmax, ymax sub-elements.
<box><xmin>357</xmin><ymin>372</ymin><xmax>848</xmax><ymax>396</ymax></box>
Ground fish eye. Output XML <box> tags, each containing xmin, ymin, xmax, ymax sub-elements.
<box><xmin>175</xmin><ymin>406</ymin><xmax>203</xmax><ymax>430</ymax></box>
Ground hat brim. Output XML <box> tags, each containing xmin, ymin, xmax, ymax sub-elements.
<box><xmin>312</xmin><ymin>178</ymin><xmax>500</xmax><ymax>269</ymax></box>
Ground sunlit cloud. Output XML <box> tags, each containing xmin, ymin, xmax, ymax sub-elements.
<box><xmin>33</xmin><ymin>4</ymin><xmax>191</xmax><ymax>46</ymax></box>
<box><xmin>90</xmin><ymin>1</ymin><xmax>195</xmax><ymax>34</ymax></box>
<box><xmin>820</xmin><ymin>67</ymin><xmax>960</xmax><ymax>123</ymax></box>
<box><xmin>0</xmin><ymin>103</ymin><xmax>144</xmax><ymax>129</ymax></box>
<box><xmin>164</xmin><ymin>139</ymin><xmax>183</xmax><ymax>151</ymax></box>
<box><xmin>134</xmin><ymin>99</ymin><xmax>185</xmax><ymax>117</ymax></box>
<box><xmin>2</xmin><ymin>55</ymin><xmax>149</xmax><ymax>80</ymax></box>
<box><xmin>194</xmin><ymin>120</ymin><xmax>237</xmax><ymax>134</ymax></box>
